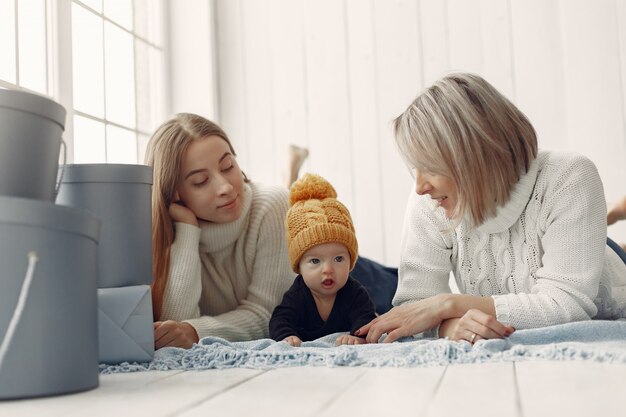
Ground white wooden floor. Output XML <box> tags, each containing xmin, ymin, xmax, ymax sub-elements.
<box><xmin>2</xmin><ymin>361</ymin><xmax>625</xmax><ymax>417</ymax></box>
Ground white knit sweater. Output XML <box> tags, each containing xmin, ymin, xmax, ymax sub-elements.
<box><xmin>161</xmin><ymin>182</ymin><xmax>295</xmax><ymax>341</ymax></box>
<box><xmin>394</xmin><ymin>150</ymin><xmax>626</xmax><ymax>330</ymax></box>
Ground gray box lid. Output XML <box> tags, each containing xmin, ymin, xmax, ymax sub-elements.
<box><xmin>61</xmin><ymin>164</ymin><xmax>153</xmax><ymax>185</ymax></box>
<box><xmin>0</xmin><ymin>196</ymin><xmax>100</xmax><ymax>242</ymax></box>
<box><xmin>0</xmin><ymin>89</ymin><xmax>66</xmax><ymax>129</ymax></box>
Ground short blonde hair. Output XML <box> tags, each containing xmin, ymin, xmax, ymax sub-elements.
<box><xmin>393</xmin><ymin>73</ymin><xmax>538</xmax><ymax>227</ymax></box>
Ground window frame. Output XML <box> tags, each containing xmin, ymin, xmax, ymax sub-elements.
<box><xmin>0</xmin><ymin>0</ymin><xmax>170</xmax><ymax>164</ymax></box>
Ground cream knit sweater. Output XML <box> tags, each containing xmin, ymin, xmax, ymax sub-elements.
<box><xmin>394</xmin><ymin>150</ymin><xmax>626</xmax><ymax>330</ymax></box>
<box><xmin>161</xmin><ymin>182</ymin><xmax>295</xmax><ymax>341</ymax></box>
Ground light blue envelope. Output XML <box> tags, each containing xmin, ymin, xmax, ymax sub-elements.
<box><xmin>98</xmin><ymin>285</ymin><xmax>154</xmax><ymax>364</ymax></box>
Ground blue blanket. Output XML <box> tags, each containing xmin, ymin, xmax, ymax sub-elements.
<box><xmin>100</xmin><ymin>320</ymin><xmax>626</xmax><ymax>374</ymax></box>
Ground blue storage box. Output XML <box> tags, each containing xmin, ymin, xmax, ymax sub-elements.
<box><xmin>98</xmin><ymin>285</ymin><xmax>154</xmax><ymax>364</ymax></box>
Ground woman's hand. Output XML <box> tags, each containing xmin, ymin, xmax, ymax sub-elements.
<box><xmin>439</xmin><ymin>309</ymin><xmax>515</xmax><ymax>343</ymax></box>
<box><xmin>169</xmin><ymin>201</ymin><xmax>198</xmax><ymax>227</ymax></box>
<box><xmin>356</xmin><ymin>295</ymin><xmax>450</xmax><ymax>343</ymax></box>
<box><xmin>154</xmin><ymin>320</ymin><xmax>199</xmax><ymax>349</ymax></box>
<box><xmin>282</xmin><ymin>335</ymin><xmax>302</xmax><ymax>347</ymax></box>
<box><xmin>335</xmin><ymin>335</ymin><xmax>366</xmax><ymax>346</ymax></box>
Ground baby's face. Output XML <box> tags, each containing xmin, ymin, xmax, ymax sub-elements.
<box><xmin>299</xmin><ymin>242</ymin><xmax>350</xmax><ymax>299</ymax></box>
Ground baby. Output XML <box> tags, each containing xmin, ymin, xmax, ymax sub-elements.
<box><xmin>269</xmin><ymin>173</ymin><xmax>376</xmax><ymax>346</ymax></box>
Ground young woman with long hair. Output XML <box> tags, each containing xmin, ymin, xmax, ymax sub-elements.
<box><xmin>145</xmin><ymin>113</ymin><xmax>293</xmax><ymax>348</ymax></box>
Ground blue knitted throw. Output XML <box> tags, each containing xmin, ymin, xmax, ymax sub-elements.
<box><xmin>100</xmin><ymin>320</ymin><xmax>626</xmax><ymax>374</ymax></box>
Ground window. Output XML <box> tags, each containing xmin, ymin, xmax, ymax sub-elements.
<box><xmin>0</xmin><ymin>0</ymin><xmax>51</xmax><ymax>95</ymax></box>
<box><xmin>0</xmin><ymin>0</ymin><xmax>167</xmax><ymax>165</ymax></box>
<box><xmin>71</xmin><ymin>0</ymin><xmax>166</xmax><ymax>164</ymax></box>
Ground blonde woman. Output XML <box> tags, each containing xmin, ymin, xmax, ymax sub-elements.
<box><xmin>145</xmin><ymin>113</ymin><xmax>294</xmax><ymax>348</ymax></box>
<box><xmin>358</xmin><ymin>73</ymin><xmax>626</xmax><ymax>344</ymax></box>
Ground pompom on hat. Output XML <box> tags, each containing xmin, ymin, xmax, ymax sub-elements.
<box><xmin>286</xmin><ymin>173</ymin><xmax>358</xmax><ymax>273</ymax></box>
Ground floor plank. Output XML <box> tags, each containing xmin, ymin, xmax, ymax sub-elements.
<box><xmin>319</xmin><ymin>366</ymin><xmax>446</xmax><ymax>416</ymax></box>
<box><xmin>515</xmin><ymin>360</ymin><xmax>626</xmax><ymax>417</ymax></box>
<box><xmin>178</xmin><ymin>367</ymin><xmax>367</xmax><ymax>417</ymax></box>
<box><xmin>428</xmin><ymin>362</ymin><xmax>519</xmax><ymax>417</ymax></box>
<box><xmin>0</xmin><ymin>370</ymin><xmax>182</xmax><ymax>417</ymax></box>
<box><xmin>0</xmin><ymin>369</ymin><xmax>261</xmax><ymax>417</ymax></box>
<box><xmin>3</xmin><ymin>361</ymin><xmax>626</xmax><ymax>417</ymax></box>
<box><xmin>71</xmin><ymin>369</ymin><xmax>264</xmax><ymax>417</ymax></box>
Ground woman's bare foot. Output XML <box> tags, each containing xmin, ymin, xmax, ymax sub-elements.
<box><xmin>608</xmin><ymin>195</ymin><xmax>626</xmax><ymax>225</ymax></box>
<box><xmin>287</xmin><ymin>144</ymin><xmax>309</xmax><ymax>187</ymax></box>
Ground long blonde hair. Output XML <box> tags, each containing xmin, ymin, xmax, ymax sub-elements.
<box><xmin>393</xmin><ymin>73</ymin><xmax>538</xmax><ymax>228</ymax></box>
<box><xmin>145</xmin><ymin>113</ymin><xmax>240</xmax><ymax>320</ymax></box>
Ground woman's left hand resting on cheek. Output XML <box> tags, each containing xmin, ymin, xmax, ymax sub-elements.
<box><xmin>154</xmin><ymin>320</ymin><xmax>199</xmax><ymax>349</ymax></box>
<box><xmin>335</xmin><ymin>335</ymin><xmax>366</xmax><ymax>346</ymax></box>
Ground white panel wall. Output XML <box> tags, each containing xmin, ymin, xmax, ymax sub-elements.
<box><xmin>267</xmin><ymin>0</ymin><xmax>309</xmax><ymax>186</ymax></box>
<box><xmin>168</xmin><ymin>0</ymin><xmax>217</xmax><ymax>119</ymax></box>
<box><xmin>510</xmin><ymin>0</ymin><xmax>567</xmax><ymax>149</ymax></box>
<box><xmin>302</xmin><ymin>0</ymin><xmax>354</xmax><ymax>213</ymax></box>
<box><xmin>177</xmin><ymin>0</ymin><xmax>626</xmax><ymax>265</ymax></box>
<box><xmin>371</xmin><ymin>0</ymin><xmax>421</xmax><ymax>263</ymax></box>
<box><xmin>345</xmin><ymin>0</ymin><xmax>385</xmax><ymax>261</ymax></box>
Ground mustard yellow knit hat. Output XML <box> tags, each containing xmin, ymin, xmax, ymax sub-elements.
<box><xmin>286</xmin><ymin>173</ymin><xmax>358</xmax><ymax>273</ymax></box>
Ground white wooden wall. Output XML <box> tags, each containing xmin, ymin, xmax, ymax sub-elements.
<box><xmin>207</xmin><ymin>0</ymin><xmax>626</xmax><ymax>265</ymax></box>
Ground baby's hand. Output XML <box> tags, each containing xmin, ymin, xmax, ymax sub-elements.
<box><xmin>283</xmin><ymin>335</ymin><xmax>302</xmax><ymax>347</ymax></box>
<box><xmin>336</xmin><ymin>334</ymin><xmax>366</xmax><ymax>346</ymax></box>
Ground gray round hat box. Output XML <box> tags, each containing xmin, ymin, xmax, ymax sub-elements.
<box><xmin>0</xmin><ymin>196</ymin><xmax>100</xmax><ymax>399</ymax></box>
<box><xmin>56</xmin><ymin>164</ymin><xmax>153</xmax><ymax>288</ymax></box>
<box><xmin>0</xmin><ymin>89</ymin><xmax>66</xmax><ymax>201</ymax></box>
